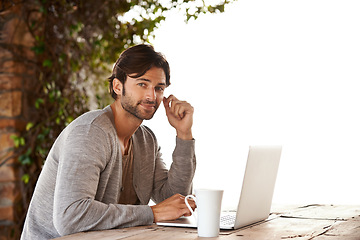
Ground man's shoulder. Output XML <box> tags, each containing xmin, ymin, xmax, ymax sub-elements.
<box><xmin>58</xmin><ymin>106</ymin><xmax>116</xmax><ymax>142</ymax></box>
<box><xmin>71</xmin><ymin>106</ymin><xmax>114</xmax><ymax>129</ymax></box>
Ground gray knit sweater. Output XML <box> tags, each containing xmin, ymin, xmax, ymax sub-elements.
<box><xmin>21</xmin><ymin>106</ymin><xmax>196</xmax><ymax>239</ymax></box>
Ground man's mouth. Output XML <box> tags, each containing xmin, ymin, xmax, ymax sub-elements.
<box><xmin>139</xmin><ymin>101</ymin><xmax>157</xmax><ymax>110</ymax></box>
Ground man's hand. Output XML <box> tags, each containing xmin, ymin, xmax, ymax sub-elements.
<box><xmin>163</xmin><ymin>95</ymin><xmax>194</xmax><ymax>140</ymax></box>
<box><xmin>150</xmin><ymin>194</ymin><xmax>196</xmax><ymax>222</ymax></box>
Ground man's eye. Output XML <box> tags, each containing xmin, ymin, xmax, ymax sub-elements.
<box><xmin>138</xmin><ymin>83</ymin><xmax>146</xmax><ymax>87</ymax></box>
<box><xmin>155</xmin><ymin>87</ymin><xmax>164</xmax><ymax>92</ymax></box>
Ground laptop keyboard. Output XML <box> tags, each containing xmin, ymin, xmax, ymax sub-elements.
<box><xmin>220</xmin><ymin>214</ymin><xmax>236</xmax><ymax>226</ymax></box>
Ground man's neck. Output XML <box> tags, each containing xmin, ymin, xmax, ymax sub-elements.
<box><xmin>110</xmin><ymin>101</ymin><xmax>142</xmax><ymax>147</ymax></box>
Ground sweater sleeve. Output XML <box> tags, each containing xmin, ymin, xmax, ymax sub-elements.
<box><xmin>53</xmin><ymin>124</ymin><xmax>153</xmax><ymax>236</ymax></box>
<box><xmin>151</xmin><ymin>137</ymin><xmax>196</xmax><ymax>203</ymax></box>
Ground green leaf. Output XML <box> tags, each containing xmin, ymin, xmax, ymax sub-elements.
<box><xmin>66</xmin><ymin>116</ymin><xmax>74</xmax><ymax>124</ymax></box>
<box><xmin>19</xmin><ymin>155</ymin><xmax>31</xmax><ymax>165</ymax></box>
<box><xmin>31</xmin><ymin>41</ymin><xmax>45</xmax><ymax>55</ymax></box>
<box><xmin>26</xmin><ymin>122</ymin><xmax>34</xmax><ymax>131</ymax></box>
<box><xmin>20</xmin><ymin>137</ymin><xmax>25</xmax><ymax>146</ymax></box>
<box><xmin>22</xmin><ymin>174</ymin><xmax>30</xmax><ymax>184</ymax></box>
<box><xmin>42</xmin><ymin>59</ymin><xmax>52</xmax><ymax>68</ymax></box>
<box><xmin>10</xmin><ymin>135</ymin><xmax>25</xmax><ymax>148</ymax></box>
<box><xmin>35</xmin><ymin>98</ymin><xmax>44</xmax><ymax>109</ymax></box>
<box><xmin>19</xmin><ymin>148</ymin><xmax>32</xmax><ymax>165</ymax></box>
<box><xmin>10</xmin><ymin>135</ymin><xmax>20</xmax><ymax>148</ymax></box>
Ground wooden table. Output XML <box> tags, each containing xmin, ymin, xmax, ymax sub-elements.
<box><xmin>54</xmin><ymin>204</ymin><xmax>360</xmax><ymax>240</ymax></box>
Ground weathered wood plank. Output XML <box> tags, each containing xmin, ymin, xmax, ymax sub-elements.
<box><xmin>281</xmin><ymin>204</ymin><xmax>360</xmax><ymax>220</ymax></box>
<box><xmin>53</xmin><ymin>205</ymin><xmax>360</xmax><ymax>240</ymax></box>
<box><xmin>118</xmin><ymin>227</ymin><xmax>199</xmax><ymax>240</ymax></box>
<box><xmin>222</xmin><ymin>216</ymin><xmax>339</xmax><ymax>240</ymax></box>
<box><xmin>54</xmin><ymin>226</ymin><xmax>159</xmax><ymax>240</ymax></box>
<box><xmin>313</xmin><ymin>216</ymin><xmax>360</xmax><ymax>240</ymax></box>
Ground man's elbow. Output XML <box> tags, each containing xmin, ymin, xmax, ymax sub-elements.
<box><xmin>53</xmin><ymin>212</ymin><xmax>80</xmax><ymax>236</ymax></box>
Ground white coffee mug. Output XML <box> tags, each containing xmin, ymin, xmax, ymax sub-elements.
<box><xmin>185</xmin><ymin>189</ymin><xmax>224</xmax><ymax>237</ymax></box>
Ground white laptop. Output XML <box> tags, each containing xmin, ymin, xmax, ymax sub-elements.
<box><xmin>157</xmin><ymin>145</ymin><xmax>282</xmax><ymax>230</ymax></box>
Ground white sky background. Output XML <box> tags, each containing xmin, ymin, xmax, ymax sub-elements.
<box><xmin>144</xmin><ymin>0</ymin><xmax>360</xmax><ymax>208</ymax></box>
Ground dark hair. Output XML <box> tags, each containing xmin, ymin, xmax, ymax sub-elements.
<box><xmin>108</xmin><ymin>44</ymin><xmax>170</xmax><ymax>100</ymax></box>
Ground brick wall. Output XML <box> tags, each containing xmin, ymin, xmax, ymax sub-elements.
<box><xmin>0</xmin><ymin>2</ymin><xmax>36</xmax><ymax>239</ymax></box>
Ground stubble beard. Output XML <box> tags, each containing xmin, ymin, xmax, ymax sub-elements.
<box><xmin>120</xmin><ymin>87</ymin><xmax>159</xmax><ymax>120</ymax></box>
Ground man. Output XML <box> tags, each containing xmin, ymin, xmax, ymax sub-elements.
<box><xmin>21</xmin><ymin>44</ymin><xmax>196</xmax><ymax>239</ymax></box>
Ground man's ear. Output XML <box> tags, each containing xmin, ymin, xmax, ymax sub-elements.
<box><xmin>112</xmin><ymin>78</ymin><xmax>123</xmax><ymax>96</ymax></box>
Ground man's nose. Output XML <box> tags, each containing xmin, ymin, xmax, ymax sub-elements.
<box><xmin>145</xmin><ymin>87</ymin><xmax>156</xmax><ymax>101</ymax></box>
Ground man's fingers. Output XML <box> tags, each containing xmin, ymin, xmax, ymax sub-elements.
<box><xmin>187</xmin><ymin>199</ymin><xmax>196</xmax><ymax>211</ymax></box>
<box><xmin>165</xmin><ymin>97</ymin><xmax>192</xmax><ymax>120</ymax></box>
<box><xmin>163</xmin><ymin>95</ymin><xmax>194</xmax><ymax>140</ymax></box>
<box><xmin>164</xmin><ymin>95</ymin><xmax>178</xmax><ymax>107</ymax></box>
<box><xmin>172</xmin><ymin>102</ymin><xmax>185</xmax><ymax>119</ymax></box>
<box><xmin>174</xmin><ymin>194</ymin><xmax>196</xmax><ymax>216</ymax></box>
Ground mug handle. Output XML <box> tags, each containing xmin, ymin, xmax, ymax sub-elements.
<box><xmin>185</xmin><ymin>195</ymin><xmax>196</xmax><ymax>221</ymax></box>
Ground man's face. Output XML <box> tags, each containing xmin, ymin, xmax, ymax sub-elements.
<box><xmin>120</xmin><ymin>67</ymin><xmax>166</xmax><ymax>120</ymax></box>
